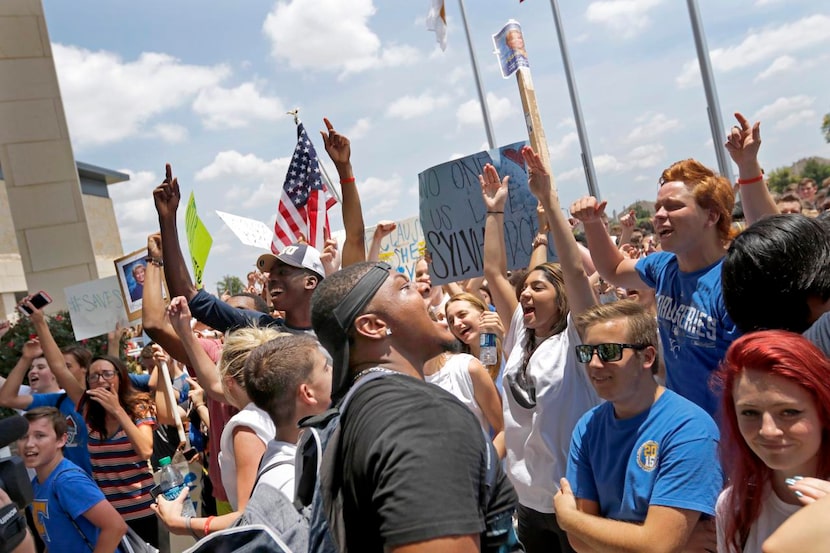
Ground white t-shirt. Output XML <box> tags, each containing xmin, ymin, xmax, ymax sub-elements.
<box><xmin>716</xmin><ymin>485</ymin><xmax>801</xmax><ymax>553</ymax></box>
<box><xmin>256</xmin><ymin>439</ymin><xmax>297</xmax><ymax>503</ymax></box>
<box><xmin>219</xmin><ymin>402</ymin><xmax>275</xmax><ymax>510</ymax></box>
<box><xmin>502</xmin><ymin>305</ymin><xmax>601</xmax><ymax>513</ymax></box>
<box><xmin>425</xmin><ymin>353</ymin><xmax>487</xmax><ymax>431</ymax></box>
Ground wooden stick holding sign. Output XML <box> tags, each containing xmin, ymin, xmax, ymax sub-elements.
<box><xmin>159</xmin><ymin>359</ymin><xmax>187</xmax><ymax>449</ymax></box>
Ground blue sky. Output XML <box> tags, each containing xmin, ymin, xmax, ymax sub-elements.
<box><xmin>42</xmin><ymin>0</ymin><xmax>829</xmax><ymax>291</ymax></box>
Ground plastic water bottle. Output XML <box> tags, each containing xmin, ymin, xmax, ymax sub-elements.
<box><xmin>479</xmin><ymin>333</ymin><xmax>497</xmax><ymax>365</ymax></box>
<box><xmin>158</xmin><ymin>456</ymin><xmax>196</xmax><ymax>517</ymax></box>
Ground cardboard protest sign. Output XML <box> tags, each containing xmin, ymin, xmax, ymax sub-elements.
<box><xmin>216</xmin><ymin>210</ymin><xmax>272</xmax><ymax>250</ymax></box>
<box><xmin>64</xmin><ymin>276</ymin><xmax>129</xmax><ymax>340</ymax></box>
<box><xmin>418</xmin><ymin>141</ymin><xmax>555</xmax><ymax>285</ymax></box>
<box><xmin>363</xmin><ymin>216</ymin><xmax>425</xmax><ymax>281</ymax></box>
<box><xmin>185</xmin><ymin>191</ymin><xmax>213</xmax><ymax>286</ymax></box>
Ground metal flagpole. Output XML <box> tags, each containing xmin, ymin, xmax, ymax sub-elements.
<box><xmin>287</xmin><ymin>108</ymin><xmax>342</xmax><ymax>204</ymax></box>
<box><xmin>548</xmin><ymin>0</ymin><xmax>601</xmax><ymax>201</ymax></box>
<box><xmin>458</xmin><ymin>0</ymin><xmax>497</xmax><ymax>149</ymax></box>
<box><xmin>686</xmin><ymin>0</ymin><xmax>734</xmax><ymax>182</ymax></box>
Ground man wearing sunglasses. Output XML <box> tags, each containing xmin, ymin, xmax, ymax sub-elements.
<box><xmin>554</xmin><ymin>301</ymin><xmax>722</xmax><ymax>553</ymax></box>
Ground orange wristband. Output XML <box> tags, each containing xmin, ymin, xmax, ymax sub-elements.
<box><xmin>737</xmin><ymin>175</ymin><xmax>764</xmax><ymax>185</ymax></box>
<box><xmin>340</xmin><ymin>177</ymin><xmax>356</xmax><ymax>184</ymax></box>
<box><xmin>204</xmin><ymin>515</ymin><xmax>215</xmax><ymax>536</ymax></box>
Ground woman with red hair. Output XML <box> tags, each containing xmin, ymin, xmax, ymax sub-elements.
<box><xmin>715</xmin><ymin>330</ymin><xmax>830</xmax><ymax>552</ymax></box>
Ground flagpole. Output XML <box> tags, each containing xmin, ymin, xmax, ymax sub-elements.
<box><xmin>457</xmin><ymin>0</ymin><xmax>497</xmax><ymax>149</ymax></box>
<box><xmin>686</xmin><ymin>0</ymin><xmax>734</xmax><ymax>182</ymax></box>
<box><xmin>287</xmin><ymin>109</ymin><xmax>342</xmax><ymax>204</ymax></box>
<box><xmin>547</xmin><ymin>0</ymin><xmax>600</xmax><ymax>201</ymax></box>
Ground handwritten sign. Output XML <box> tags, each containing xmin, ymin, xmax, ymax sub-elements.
<box><xmin>185</xmin><ymin>191</ymin><xmax>213</xmax><ymax>286</ymax></box>
<box><xmin>64</xmin><ymin>276</ymin><xmax>129</xmax><ymax>340</ymax></box>
<box><xmin>363</xmin><ymin>216</ymin><xmax>425</xmax><ymax>280</ymax></box>
<box><xmin>418</xmin><ymin>141</ymin><xmax>553</xmax><ymax>285</ymax></box>
<box><xmin>216</xmin><ymin>210</ymin><xmax>273</xmax><ymax>250</ymax></box>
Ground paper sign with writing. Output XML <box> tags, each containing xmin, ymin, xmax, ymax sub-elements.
<box><xmin>363</xmin><ymin>216</ymin><xmax>426</xmax><ymax>281</ymax></box>
<box><xmin>185</xmin><ymin>191</ymin><xmax>213</xmax><ymax>286</ymax></box>
<box><xmin>418</xmin><ymin>141</ymin><xmax>554</xmax><ymax>285</ymax></box>
<box><xmin>64</xmin><ymin>276</ymin><xmax>129</xmax><ymax>340</ymax></box>
<box><xmin>216</xmin><ymin>210</ymin><xmax>273</xmax><ymax>250</ymax></box>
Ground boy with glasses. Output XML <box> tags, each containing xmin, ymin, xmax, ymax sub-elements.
<box><xmin>554</xmin><ymin>301</ymin><xmax>722</xmax><ymax>552</ymax></box>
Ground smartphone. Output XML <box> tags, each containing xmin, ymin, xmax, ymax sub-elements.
<box><xmin>149</xmin><ymin>484</ymin><xmax>163</xmax><ymax>501</ymax></box>
<box><xmin>18</xmin><ymin>291</ymin><xmax>53</xmax><ymax>316</ymax></box>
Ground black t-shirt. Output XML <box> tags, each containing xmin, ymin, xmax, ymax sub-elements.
<box><xmin>339</xmin><ymin>374</ymin><xmax>516</xmax><ymax>551</ymax></box>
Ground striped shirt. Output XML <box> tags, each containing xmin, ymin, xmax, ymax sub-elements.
<box><xmin>88</xmin><ymin>408</ymin><xmax>155</xmax><ymax>520</ymax></box>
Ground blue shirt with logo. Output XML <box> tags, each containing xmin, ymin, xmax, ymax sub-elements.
<box><xmin>567</xmin><ymin>389</ymin><xmax>722</xmax><ymax>522</ymax></box>
<box><xmin>636</xmin><ymin>252</ymin><xmax>740</xmax><ymax>416</ymax></box>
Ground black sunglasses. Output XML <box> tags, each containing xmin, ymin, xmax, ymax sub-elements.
<box><xmin>574</xmin><ymin>343</ymin><xmax>647</xmax><ymax>364</ymax></box>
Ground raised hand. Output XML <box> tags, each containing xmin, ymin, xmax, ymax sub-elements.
<box><xmin>619</xmin><ymin>210</ymin><xmax>636</xmax><ymax>230</ymax></box>
<box><xmin>320</xmin><ymin>118</ymin><xmax>351</xmax><ymax>168</ymax></box>
<box><xmin>478</xmin><ymin>311</ymin><xmax>505</xmax><ymax>342</ymax></box>
<box><xmin>725</xmin><ymin>112</ymin><xmax>761</xmax><ymax>171</ymax></box>
<box><xmin>570</xmin><ymin>196</ymin><xmax>608</xmax><ymax>225</ymax></box>
<box><xmin>166</xmin><ymin>296</ymin><xmax>193</xmax><ymax>339</ymax></box>
<box><xmin>479</xmin><ymin>163</ymin><xmax>509</xmax><ymax>213</ymax></box>
<box><xmin>521</xmin><ymin>145</ymin><xmax>552</xmax><ymax>201</ymax></box>
<box><xmin>373</xmin><ymin>221</ymin><xmax>397</xmax><ymax>241</ymax></box>
<box><xmin>147</xmin><ymin>233</ymin><xmax>163</xmax><ymax>259</ymax></box>
<box><xmin>788</xmin><ymin>477</ymin><xmax>830</xmax><ymax>506</ymax></box>
<box><xmin>320</xmin><ymin>237</ymin><xmax>341</xmax><ymax>276</ymax></box>
<box><xmin>21</xmin><ymin>338</ymin><xmax>43</xmax><ymax>360</ymax></box>
<box><xmin>153</xmin><ymin>163</ymin><xmax>181</xmax><ymax>220</ymax></box>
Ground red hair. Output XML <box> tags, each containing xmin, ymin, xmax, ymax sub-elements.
<box><xmin>715</xmin><ymin>330</ymin><xmax>830</xmax><ymax>552</ymax></box>
<box><xmin>660</xmin><ymin>159</ymin><xmax>735</xmax><ymax>242</ymax></box>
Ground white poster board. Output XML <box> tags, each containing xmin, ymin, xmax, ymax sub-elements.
<box><xmin>64</xmin><ymin>276</ymin><xmax>129</xmax><ymax>340</ymax></box>
<box><xmin>216</xmin><ymin>210</ymin><xmax>273</xmax><ymax>250</ymax></box>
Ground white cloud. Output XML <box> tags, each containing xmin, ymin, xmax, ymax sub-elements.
<box><xmin>549</xmin><ymin>132</ymin><xmax>579</xmax><ymax>160</ymax></box>
<box><xmin>53</xmin><ymin>44</ymin><xmax>229</xmax><ymax>148</ymax></box>
<box><xmin>262</xmin><ymin>0</ymin><xmax>419</xmax><ymax>77</ymax></box>
<box><xmin>753</xmin><ymin>95</ymin><xmax>816</xmax><ymax>130</ymax></box>
<box><xmin>386</xmin><ymin>92</ymin><xmax>451</xmax><ymax>120</ymax></box>
<box><xmin>360</xmin><ymin>174</ymin><xmax>406</xmax><ymax>217</ymax></box>
<box><xmin>754</xmin><ymin>55</ymin><xmax>797</xmax><ymax>81</ymax></box>
<box><xmin>194</xmin><ymin>150</ymin><xmax>293</xmax><ymax>209</ymax></box>
<box><xmin>194</xmin><ymin>150</ymin><xmax>288</xmax><ymax>182</ymax></box>
<box><xmin>456</xmin><ymin>93</ymin><xmax>515</xmax><ymax>127</ymax></box>
<box><xmin>193</xmin><ymin>82</ymin><xmax>285</xmax><ymax>129</ymax></box>
<box><xmin>676</xmin><ymin>14</ymin><xmax>830</xmax><ymax>87</ymax></box>
<box><xmin>153</xmin><ymin>123</ymin><xmax>189</xmax><ymax>143</ymax></box>
<box><xmin>586</xmin><ymin>0</ymin><xmax>663</xmax><ymax>39</ymax></box>
<box><xmin>625</xmin><ymin>112</ymin><xmax>681</xmax><ymax>143</ymax></box>
<box><xmin>109</xmin><ymin>169</ymin><xmax>160</xmax><ymax>243</ymax></box>
<box><xmin>346</xmin><ymin>118</ymin><xmax>372</xmax><ymax>140</ymax></box>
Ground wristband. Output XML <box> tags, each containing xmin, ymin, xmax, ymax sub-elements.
<box><xmin>144</xmin><ymin>256</ymin><xmax>164</xmax><ymax>267</ymax></box>
<box><xmin>339</xmin><ymin>177</ymin><xmax>356</xmax><ymax>184</ymax></box>
<box><xmin>204</xmin><ymin>515</ymin><xmax>215</xmax><ymax>536</ymax></box>
<box><xmin>487</xmin><ymin>211</ymin><xmax>504</xmax><ymax>214</ymax></box>
<box><xmin>184</xmin><ymin>515</ymin><xmax>198</xmax><ymax>540</ymax></box>
<box><xmin>736</xmin><ymin>175</ymin><xmax>764</xmax><ymax>185</ymax></box>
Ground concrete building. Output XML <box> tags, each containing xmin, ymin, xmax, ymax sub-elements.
<box><xmin>0</xmin><ymin>0</ymin><xmax>127</xmax><ymax>318</ymax></box>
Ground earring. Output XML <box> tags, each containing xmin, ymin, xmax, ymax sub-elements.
<box><xmin>385</xmin><ymin>328</ymin><xmax>392</xmax><ymax>336</ymax></box>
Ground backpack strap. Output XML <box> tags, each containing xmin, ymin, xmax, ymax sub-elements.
<box><xmin>51</xmin><ymin>466</ymin><xmax>95</xmax><ymax>552</ymax></box>
<box><xmin>249</xmin><ymin>458</ymin><xmax>294</xmax><ymax>500</ymax></box>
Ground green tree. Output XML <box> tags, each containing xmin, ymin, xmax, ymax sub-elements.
<box><xmin>766</xmin><ymin>167</ymin><xmax>794</xmax><ymax>194</ymax></box>
<box><xmin>801</xmin><ymin>158</ymin><xmax>830</xmax><ymax>185</ymax></box>
<box><xmin>216</xmin><ymin>275</ymin><xmax>245</xmax><ymax>296</ymax></box>
<box><xmin>822</xmin><ymin>113</ymin><xmax>830</xmax><ymax>143</ymax></box>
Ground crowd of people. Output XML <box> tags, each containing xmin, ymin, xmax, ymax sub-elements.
<box><xmin>2</xmin><ymin>111</ymin><xmax>830</xmax><ymax>553</ymax></box>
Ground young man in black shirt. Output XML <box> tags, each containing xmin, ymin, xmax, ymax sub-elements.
<box><xmin>311</xmin><ymin>261</ymin><xmax>517</xmax><ymax>552</ymax></box>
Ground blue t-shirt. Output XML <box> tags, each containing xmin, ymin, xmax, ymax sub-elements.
<box><xmin>567</xmin><ymin>389</ymin><xmax>722</xmax><ymax>523</ymax></box>
<box><xmin>30</xmin><ymin>458</ymin><xmax>123</xmax><ymax>553</ymax></box>
<box><xmin>28</xmin><ymin>393</ymin><xmax>91</xmax><ymax>476</ymax></box>
<box><xmin>636</xmin><ymin>252</ymin><xmax>740</xmax><ymax>415</ymax></box>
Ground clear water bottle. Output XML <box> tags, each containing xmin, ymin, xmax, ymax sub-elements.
<box><xmin>479</xmin><ymin>333</ymin><xmax>497</xmax><ymax>365</ymax></box>
<box><xmin>158</xmin><ymin>456</ymin><xmax>196</xmax><ymax>517</ymax></box>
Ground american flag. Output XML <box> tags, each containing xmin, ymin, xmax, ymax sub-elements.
<box><xmin>272</xmin><ymin>123</ymin><xmax>337</xmax><ymax>252</ymax></box>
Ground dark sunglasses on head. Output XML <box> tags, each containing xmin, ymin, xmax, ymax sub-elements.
<box><xmin>574</xmin><ymin>343</ymin><xmax>647</xmax><ymax>364</ymax></box>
